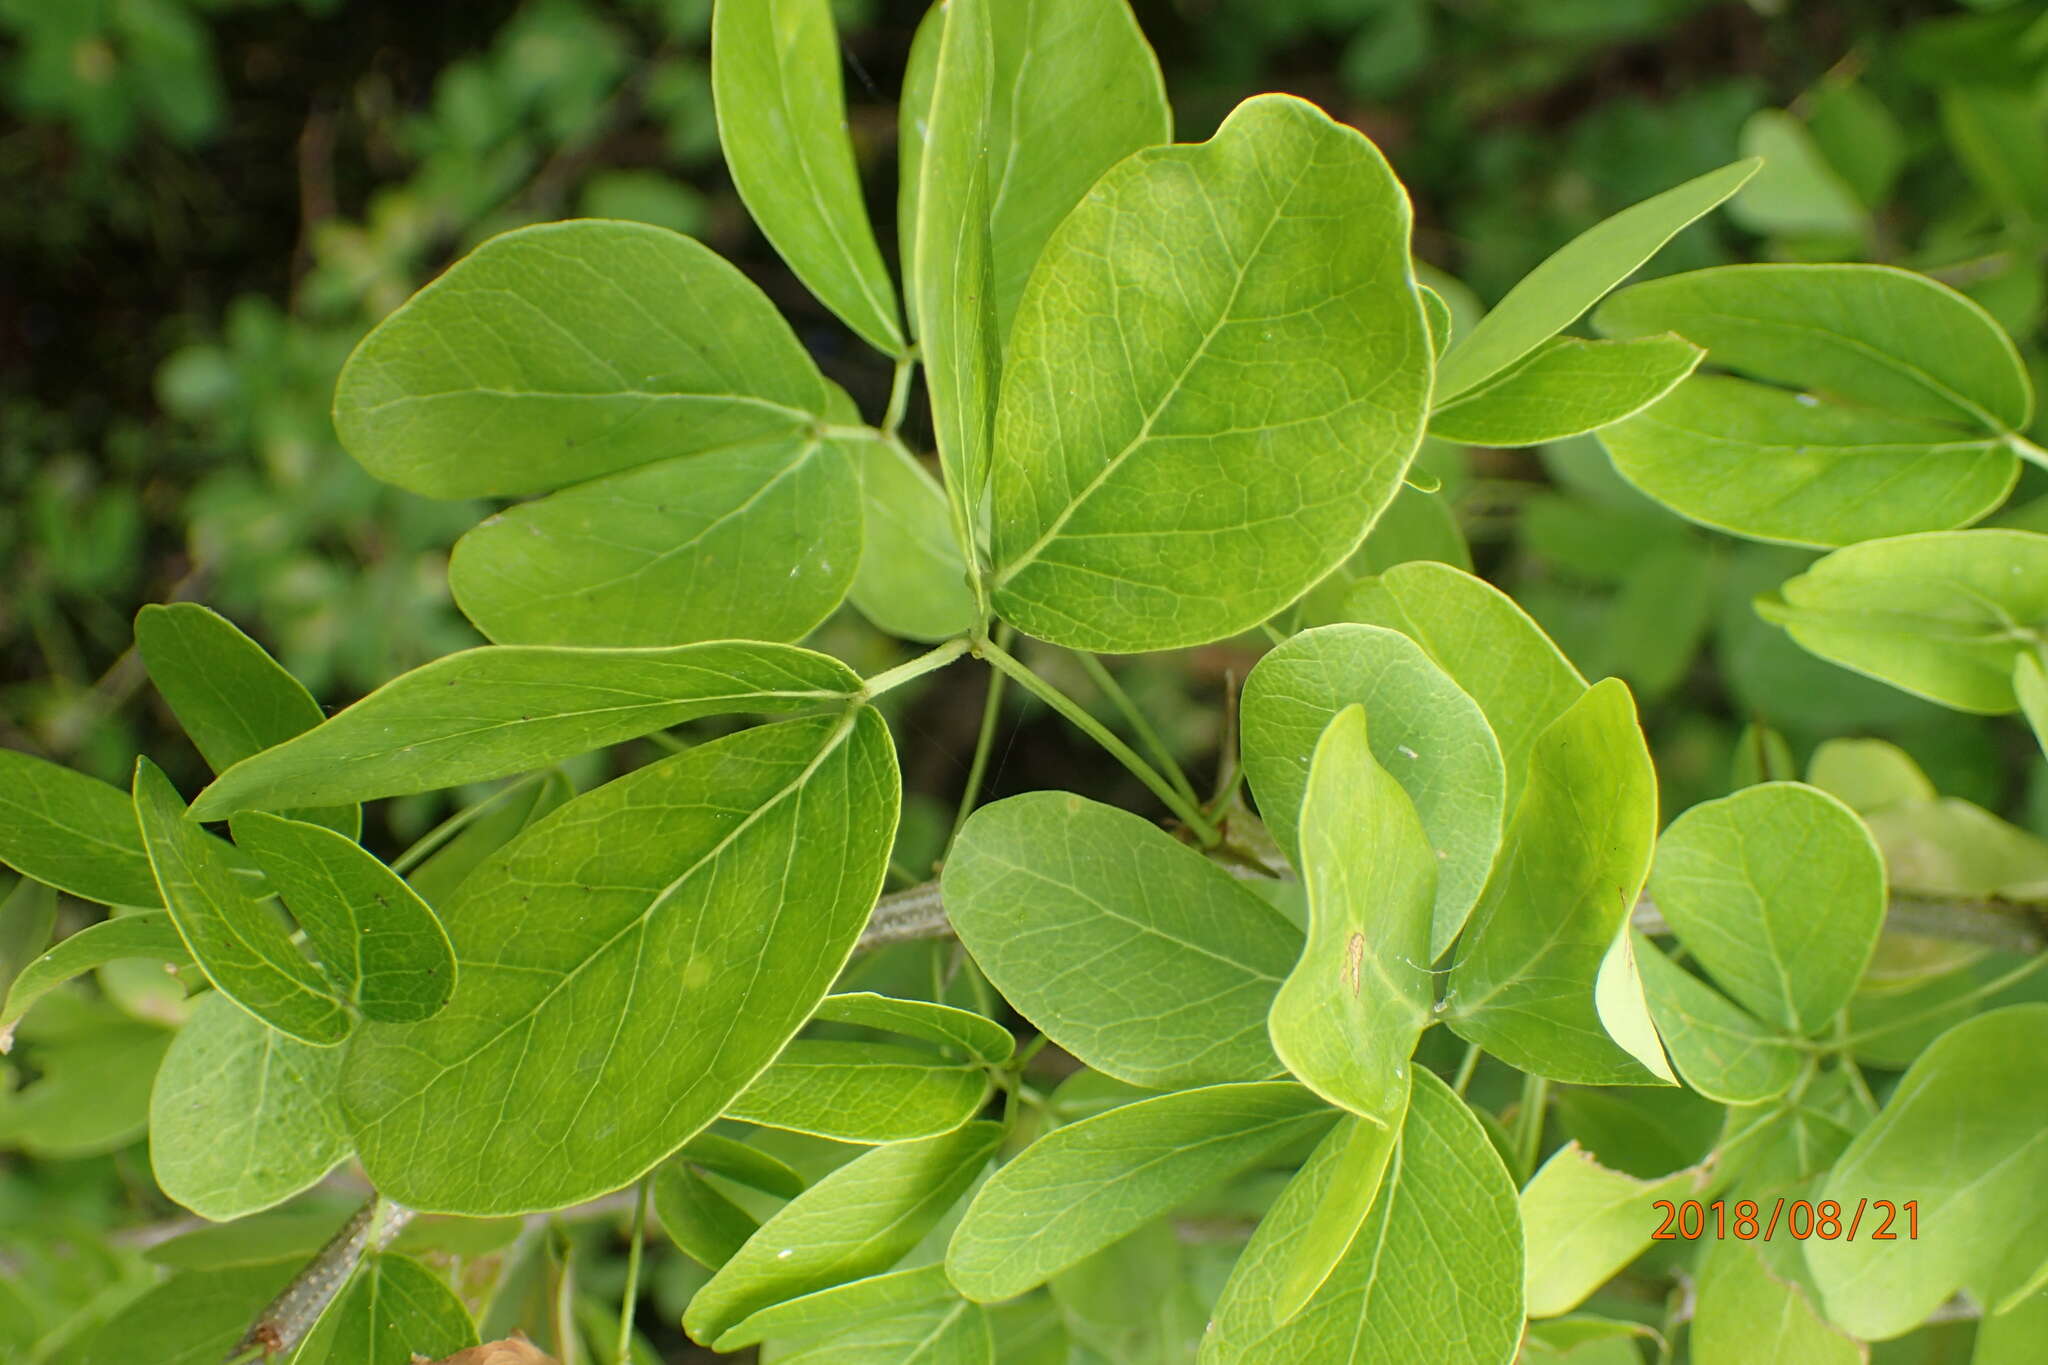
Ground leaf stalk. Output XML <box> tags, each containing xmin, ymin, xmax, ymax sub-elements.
<box><xmin>862</xmin><ymin>636</ymin><xmax>973</xmax><ymax>699</ymax></box>
<box><xmin>977</xmin><ymin>636</ymin><xmax>1222</xmax><ymax>846</ymax></box>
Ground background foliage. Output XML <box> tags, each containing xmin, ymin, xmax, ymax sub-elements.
<box><xmin>3</xmin><ymin>0</ymin><xmax>2046</xmax><ymax>1361</ymax></box>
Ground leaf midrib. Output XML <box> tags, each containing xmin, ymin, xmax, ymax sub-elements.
<box><xmin>367</xmin><ymin>709</ymin><xmax>862</xmax><ymax>1113</ymax></box>
<box><xmin>992</xmin><ymin>153</ymin><xmax>1313</xmax><ymax>589</ymax></box>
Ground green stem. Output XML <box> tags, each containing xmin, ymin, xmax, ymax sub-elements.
<box><xmin>979</xmin><ymin>637</ymin><xmax>1221</xmax><ymax>846</ymax></box>
<box><xmin>1072</xmin><ymin>651</ymin><xmax>1202</xmax><ymax>809</ymax></box>
<box><xmin>864</xmin><ymin>637</ymin><xmax>972</xmax><ymax>699</ymax></box>
<box><xmin>615</xmin><ymin>1178</ymin><xmax>649</xmax><ymax>1365</ymax></box>
<box><xmin>948</xmin><ymin>625</ymin><xmax>1014</xmax><ymax>850</ymax></box>
<box><xmin>389</xmin><ymin>772</ymin><xmax>545</xmax><ymax>875</ymax></box>
<box><xmin>1652</xmin><ymin>1281</ymin><xmax>1688</xmax><ymax>1365</ymax></box>
<box><xmin>1013</xmin><ymin>1033</ymin><xmax>1052</xmax><ymax>1069</ymax></box>
<box><xmin>1451</xmin><ymin>1042</ymin><xmax>1482</xmax><ymax>1097</ymax></box>
<box><xmin>2009</xmin><ymin>431</ymin><xmax>2048</xmax><ymax>473</ymax></box>
<box><xmin>553</xmin><ymin>1225</ymin><xmax>581</xmax><ymax>1365</ymax></box>
<box><xmin>1513</xmin><ymin>1074</ymin><xmax>1550</xmax><ymax>1177</ymax></box>
<box><xmin>883</xmin><ymin>354</ymin><xmax>918</xmax><ymax>438</ymax></box>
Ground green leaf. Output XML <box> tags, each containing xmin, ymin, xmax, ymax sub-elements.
<box><xmin>1715</xmin><ymin>1067</ymin><xmax>1867</xmax><ymax>1196</ymax></box>
<box><xmin>0</xmin><ymin>910</ymin><xmax>189</xmax><ymax>1044</ymax></box>
<box><xmin>1978</xmin><ymin>1284</ymin><xmax>2048</xmax><ymax>1365</ymax></box>
<box><xmin>1693</xmin><ymin>1237</ymin><xmax>1862</xmax><ymax>1365</ymax></box>
<box><xmin>944</xmin><ymin>792</ymin><xmax>1301</xmax><ymax>1088</ymax></box>
<box><xmin>1597</xmin><ymin>263</ymin><xmax>2034</xmax><ymax>432</ymax></box>
<box><xmin>229</xmin><ymin>812</ymin><xmax>456</xmax><ymax>1023</ymax></box>
<box><xmin>989</xmin><ymin>93</ymin><xmax>1433</xmax><ymax>652</ymax></box>
<box><xmin>134</xmin><ymin>760</ymin><xmax>351</xmax><ymax>1047</ymax></box>
<box><xmin>1522</xmin><ymin>1317</ymin><xmax>1661</xmax><ymax>1365</ymax></box>
<box><xmin>977</xmin><ymin>0</ymin><xmax>1170</xmax><ymax>334</ymax></box>
<box><xmin>716</xmin><ymin>1268</ymin><xmax>954</xmax><ymax>1350</ymax></box>
<box><xmin>813</xmin><ymin>992</ymin><xmax>1016</xmax><ymax>1064</ymax></box>
<box><xmin>1420</xmin><ymin>285</ymin><xmax>1453</xmax><ymax>357</ymax></box>
<box><xmin>1446</xmin><ymin>680</ymin><xmax>1665</xmax><ymax>1084</ymax></box>
<box><xmin>714</xmin><ymin>1263</ymin><xmax>953</xmax><ymax>1350</ymax></box>
<box><xmin>945</xmin><ymin>1081</ymin><xmax>1330</xmax><ymax>1302</ymax></box>
<box><xmin>0</xmin><ymin>877</ymin><xmax>55</xmax><ymax>1014</ymax></box>
<box><xmin>80</xmin><ymin>1262</ymin><xmax>299</xmax><ymax>1365</ymax></box>
<box><xmin>711</xmin><ymin>0</ymin><xmax>905</xmax><ymax>356</ymax></box>
<box><xmin>1810</xmin><ymin>1004</ymin><xmax>2048</xmax><ymax>1339</ymax></box>
<box><xmin>913</xmin><ymin>0</ymin><xmax>1001</xmax><ymax>582</ymax></box>
<box><xmin>1727</xmin><ymin>109</ymin><xmax>1868</xmax><ymax>239</ymax></box>
<box><xmin>1730</xmin><ymin>720</ymin><xmax>1796</xmax><ymax>789</ymax></box>
<box><xmin>1647</xmin><ymin>782</ymin><xmax>1885</xmax><ymax>1034</ymax></box>
<box><xmin>765</xmin><ymin>1297</ymin><xmax>994</xmax><ymax>1364</ymax></box>
<box><xmin>1861</xmin><ymin>796</ymin><xmax>2048</xmax><ymax>899</ymax></box>
<box><xmin>844</xmin><ymin>434</ymin><xmax>979</xmax><ymax>642</ymax></box>
<box><xmin>135</xmin><ymin>603</ymin><xmax>358</xmax><ymax>837</ymax></box>
<box><xmin>447</xmin><ymin>434</ymin><xmax>860</xmax><ymax>649</ymax></box>
<box><xmin>1291</xmin><ymin>478</ymin><xmax>1473</xmax><ymax>628</ymax></box>
<box><xmin>403</xmin><ymin>772</ymin><xmax>575</xmax><ymax>908</ymax></box>
<box><xmin>1806</xmin><ymin>76</ymin><xmax>1903</xmax><ymax>209</ymax></box>
<box><xmin>333</xmin><ymin>221</ymin><xmax>833</xmax><ymax>499</ymax></box>
<box><xmin>292</xmin><ymin>1252</ymin><xmax>478</xmax><ymax>1365</ymax></box>
<box><xmin>142</xmin><ymin>1205</ymin><xmax>358</xmax><ymax>1273</ymax></box>
<box><xmin>0</xmin><ymin>1000</ymin><xmax>172</xmax><ymax>1157</ymax></box>
<box><xmin>680</xmin><ymin>1130</ymin><xmax>808</xmax><ymax>1198</ymax></box>
<box><xmin>684</xmin><ymin>1121</ymin><xmax>1002</xmax><ymax>1344</ymax></box>
<box><xmin>1806</xmin><ymin>738</ymin><xmax>1937</xmax><ymax>814</ymax></box>
<box><xmin>896</xmin><ymin>5</ymin><xmax>942</xmax><ymax>339</ymax></box>
<box><xmin>1269</xmin><ymin>1113</ymin><xmax>1399</xmax><ymax>1325</ymax></box>
<box><xmin>1755</xmin><ymin>530</ymin><xmax>2048</xmax><ymax>713</ymax></box>
<box><xmin>899</xmin><ymin>0</ymin><xmax>1172</xmax><ymax>344</ymax></box>
<box><xmin>341</xmin><ymin>710</ymin><xmax>898</xmax><ymax>1214</ymax></box>
<box><xmin>1594</xmin><ymin>264</ymin><xmax>2035</xmax><ymax>543</ymax></box>
<box><xmin>1428</xmin><ymin>335</ymin><xmax>1702</xmax><ymax>448</ymax></box>
<box><xmin>1241</xmin><ymin>626</ymin><xmax>1505</xmax><ymax>955</ymax></box>
<box><xmin>1340</xmin><ymin>561</ymin><xmax>1586</xmax><ymax>808</ymax></box>
<box><xmin>190</xmin><ymin>641</ymin><xmax>862</xmax><ymax>817</ymax></box>
<box><xmin>1201</xmin><ymin>1070</ymin><xmax>1522</xmax><ymax>1363</ymax></box>
<box><xmin>1051</xmin><ymin>1218</ymin><xmax>1207</xmax><ymax>1363</ymax></box>
<box><xmin>1593</xmin><ymin>927</ymin><xmax>1677</xmax><ymax>1086</ymax></box>
<box><xmin>1635</xmin><ymin>936</ymin><xmax>1802</xmax><ymax>1105</ymax></box>
<box><xmin>1433</xmin><ymin>158</ymin><xmax>1758</xmax><ymax>403</ymax></box>
<box><xmin>0</xmin><ymin>749</ymin><xmax>163</xmax><ymax>907</ymax></box>
<box><xmin>1595</xmin><ymin>375</ymin><xmax>2018</xmax><ymax>547</ymax></box>
<box><xmin>2018</xmin><ymin>651</ymin><xmax>2048</xmax><ymax>757</ymax></box>
<box><xmin>1521</xmin><ymin>1143</ymin><xmax>1715</xmax><ymax>1318</ymax></box>
<box><xmin>726</xmin><ymin>1040</ymin><xmax>989</xmax><ymax>1143</ymax></box>
<box><xmin>1942</xmin><ymin>84</ymin><xmax>2048</xmax><ymax>224</ymax></box>
<box><xmin>655</xmin><ymin>1161</ymin><xmax>758</xmax><ymax>1270</ymax></box>
<box><xmin>1267</xmin><ymin>707</ymin><xmax>1432</xmax><ymax>1123</ymax></box>
<box><xmin>147</xmin><ymin>992</ymin><xmax>349</xmax><ymax>1220</ymax></box>
<box><xmin>1556</xmin><ymin>1087</ymin><xmax>1721</xmax><ymax>1183</ymax></box>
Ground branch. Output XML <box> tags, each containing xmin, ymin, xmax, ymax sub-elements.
<box><xmin>857</xmin><ymin>882</ymin><xmax>950</xmax><ymax>951</ymax></box>
<box><xmin>226</xmin><ymin>1187</ymin><xmax>650</xmax><ymax>1360</ymax></box>
<box><xmin>232</xmin><ymin>1196</ymin><xmax>414</xmax><ymax>1359</ymax></box>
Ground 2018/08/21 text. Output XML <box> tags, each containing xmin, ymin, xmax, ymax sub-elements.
<box><xmin>1653</xmin><ymin>1198</ymin><xmax>1918</xmax><ymax>1242</ymax></box>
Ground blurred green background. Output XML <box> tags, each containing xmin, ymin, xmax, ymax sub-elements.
<box><xmin>2</xmin><ymin>2</ymin><xmax>2046</xmax><ymax>1356</ymax></box>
